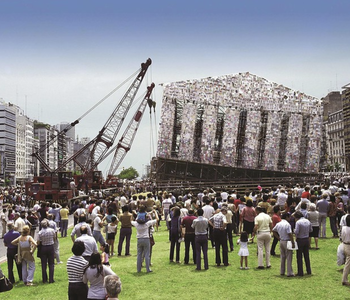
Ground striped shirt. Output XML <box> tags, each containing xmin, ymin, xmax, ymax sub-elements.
<box><xmin>67</xmin><ymin>255</ymin><xmax>89</xmax><ymax>283</ymax></box>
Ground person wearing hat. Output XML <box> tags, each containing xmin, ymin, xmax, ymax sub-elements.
<box><xmin>37</xmin><ymin>219</ymin><xmax>56</xmax><ymax>283</ymax></box>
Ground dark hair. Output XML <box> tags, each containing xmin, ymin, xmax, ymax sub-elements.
<box><xmin>102</xmin><ymin>243</ymin><xmax>110</xmax><ymax>254</ymax></box>
<box><xmin>197</xmin><ymin>208</ymin><xmax>203</xmax><ymax>216</ymax></box>
<box><xmin>86</xmin><ymin>253</ymin><xmax>103</xmax><ymax>278</ymax></box>
<box><xmin>173</xmin><ymin>207</ymin><xmax>181</xmax><ymax>218</ymax></box>
<box><xmin>246</xmin><ymin>199</ymin><xmax>253</xmax><ymax>207</ymax></box>
<box><xmin>240</xmin><ymin>231</ymin><xmax>248</xmax><ymax>243</ymax></box>
<box><xmin>346</xmin><ymin>215</ymin><xmax>350</xmax><ymax>227</ymax></box>
<box><xmin>72</xmin><ymin>241</ymin><xmax>85</xmax><ymax>256</ymax></box>
<box><xmin>301</xmin><ymin>202</ymin><xmax>307</xmax><ymax>209</ymax></box>
<box><xmin>273</xmin><ymin>205</ymin><xmax>280</xmax><ymax>213</ymax></box>
<box><xmin>293</xmin><ymin>211</ymin><xmax>303</xmax><ymax>219</ymax></box>
<box><xmin>111</xmin><ymin>216</ymin><xmax>117</xmax><ymax>222</ymax></box>
<box><xmin>122</xmin><ymin>205</ymin><xmax>129</xmax><ymax>213</ymax></box>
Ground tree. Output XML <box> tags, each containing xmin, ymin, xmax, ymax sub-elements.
<box><xmin>118</xmin><ymin>167</ymin><xmax>139</xmax><ymax>180</ymax></box>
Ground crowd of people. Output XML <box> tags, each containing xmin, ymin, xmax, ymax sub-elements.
<box><xmin>1</xmin><ymin>176</ymin><xmax>350</xmax><ymax>297</ymax></box>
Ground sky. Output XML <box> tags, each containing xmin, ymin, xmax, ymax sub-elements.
<box><xmin>1</xmin><ymin>0</ymin><xmax>350</xmax><ymax>178</ymax></box>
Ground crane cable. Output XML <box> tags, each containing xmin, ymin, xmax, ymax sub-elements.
<box><xmin>77</xmin><ymin>69</ymin><xmax>140</xmax><ymax>122</ymax></box>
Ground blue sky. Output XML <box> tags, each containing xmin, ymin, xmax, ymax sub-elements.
<box><xmin>1</xmin><ymin>0</ymin><xmax>350</xmax><ymax>177</ymax></box>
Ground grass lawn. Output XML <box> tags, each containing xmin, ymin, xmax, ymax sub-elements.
<box><xmin>1</xmin><ymin>221</ymin><xmax>348</xmax><ymax>300</ymax></box>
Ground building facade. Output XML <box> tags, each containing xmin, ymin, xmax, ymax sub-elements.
<box><xmin>158</xmin><ymin>72</ymin><xmax>323</xmax><ymax>174</ymax></box>
<box><xmin>0</xmin><ymin>102</ymin><xmax>16</xmax><ymax>185</ymax></box>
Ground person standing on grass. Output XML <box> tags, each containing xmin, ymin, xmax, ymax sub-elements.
<box><xmin>209</xmin><ymin>207</ymin><xmax>229</xmax><ymax>267</ymax></box>
<box><xmin>181</xmin><ymin>209</ymin><xmax>197</xmax><ymax>264</ymax></box>
<box><xmin>192</xmin><ymin>208</ymin><xmax>209</xmax><ymax>270</ymax></box>
<box><xmin>67</xmin><ymin>241</ymin><xmax>89</xmax><ymax>300</ymax></box>
<box><xmin>118</xmin><ymin>205</ymin><xmax>133</xmax><ymax>256</ymax></box>
<box><xmin>93</xmin><ymin>208</ymin><xmax>106</xmax><ymax>247</ymax></box>
<box><xmin>341</xmin><ymin>215</ymin><xmax>350</xmax><ymax>286</ymax></box>
<box><xmin>316</xmin><ymin>193</ymin><xmax>329</xmax><ymax>238</ymax></box>
<box><xmin>270</xmin><ymin>206</ymin><xmax>281</xmax><ymax>256</ymax></box>
<box><xmin>253</xmin><ymin>206</ymin><xmax>272</xmax><ymax>269</ymax></box>
<box><xmin>272</xmin><ymin>212</ymin><xmax>295</xmax><ymax>277</ymax></box>
<box><xmin>237</xmin><ymin>231</ymin><xmax>249</xmax><ymax>270</ymax></box>
<box><xmin>11</xmin><ymin>225</ymin><xmax>37</xmax><ymax>286</ymax></box>
<box><xmin>306</xmin><ymin>204</ymin><xmax>320</xmax><ymax>249</ymax></box>
<box><xmin>293</xmin><ymin>211</ymin><xmax>312</xmax><ymax>276</ymax></box>
<box><xmin>37</xmin><ymin>219</ymin><xmax>56</xmax><ymax>283</ymax></box>
<box><xmin>3</xmin><ymin>221</ymin><xmax>22</xmax><ymax>283</ymax></box>
<box><xmin>131</xmin><ymin>214</ymin><xmax>157</xmax><ymax>273</ymax></box>
<box><xmin>169</xmin><ymin>207</ymin><xmax>182</xmax><ymax>263</ymax></box>
<box><xmin>106</xmin><ymin>216</ymin><xmax>118</xmax><ymax>256</ymax></box>
<box><xmin>60</xmin><ymin>203</ymin><xmax>69</xmax><ymax>237</ymax></box>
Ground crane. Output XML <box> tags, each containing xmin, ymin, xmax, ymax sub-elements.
<box><xmin>53</xmin><ymin>58</ymin><xmax>152</xmax><ymax>175</ymax></box>
<box><xmin>104</xmin><ymin>82</ymin><xmax>155</xmax><ymax>185</ymax></box>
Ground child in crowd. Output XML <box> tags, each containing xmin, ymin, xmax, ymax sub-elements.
<box><xmin>107</xmin><ymin>216</ymin><xmax>118</xmax><ymax>256</ymax></box>
<box><xmin>101</xmin><ymin>243</ymin><xmax>110</xmax><ymax>266</ymax></box>
<box><xmin>237</xmin><ymin>231</ymin><xmax>249</xmax><ymax>270</ymax></box>
<box><xmin>136</xmin><ymin>205</ymin><xmax>149</xmax><ymax>224</ymax></box>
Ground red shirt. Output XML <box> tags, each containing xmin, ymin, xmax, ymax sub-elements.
<box><xmin>272</xmin><ymin>213</ymin><xmax>281</xmax><ymax>227</ymax></box>
<box><xmin>181</xmin><ymin>215</ymin><xmax>197</xmax><ymax>234</ymax></box>
<box><xmin>301</xmin><ymin>191</ymin><xmax>311</xmax><ymax>199</ymax></box>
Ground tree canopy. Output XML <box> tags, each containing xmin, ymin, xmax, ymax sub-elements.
<box><xmin>118</xmin><ymin>166</ymin><xmax>139</xmax><ymax>180</ymax></box>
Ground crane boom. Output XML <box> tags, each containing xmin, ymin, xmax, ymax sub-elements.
<box><xmin>53</xmin><ymin>58</ymin><xmax>152</xmax><ymax>174</ymax></box>
<box><xmin>106</xmin><ymin>83</ymin><xmax>155</xmax><ymax>178</ymax></box>
<box><xmin>83</xmin><ymin>58</ymin><xmax>152</xmax><ymax>172</ymax></box>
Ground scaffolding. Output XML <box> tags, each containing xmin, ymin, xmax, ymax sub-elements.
<box><xmin>277</xmin><ymin>114</ymin><xmax>290</xmax><ymax>171</ymax></box>
<box><xmin>236</xmin><ymin>110</ymin><xmax>247</xmax><ymax>167</ymax></box>
<box><xmin>213</xmin><ymin>106</ymin><xmax>225</xmax><ymax>164</ymax></box>
<box><xmin>298</xmin><ymin>114</ymin><xmax>310</xmax><ymax>172</ymax></box>
<box><xmin>193</xmin><ymin>104</ymin><xmax>204</xmax><ymax>162</ymax></box>
<box><xmin>257</xmin><ymin>110</ymin><xmax>269</xmax><ymax>169</ymax></box>
<box><xmin>171</xmin><ymin>99</ymin><xmax>183</xmax><ymax>158</ymax></box>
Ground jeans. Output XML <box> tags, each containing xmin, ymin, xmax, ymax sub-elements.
<box><xmin>329</xmin><ymin>216</ymin><xmax>338</xmax><ymax>237</ymax></box>
<box><xmin>118</xmin><ymin>227</ymin><xmax>132</xmax><ymax>255</ymax></box>
<box><xmin>61</xmin><ymin>219</ymin><xmax>68</xmax><ymax>237</ymax></box>
<box><xmin>137</xmin><ymin>238</ymin><xmax>151</xmax><ymax>272</ymax></box>
<box><xmin>93</xmin><ymin>230</ymin><xmax>106</xmax><ymax>246</ymax></box>
<box><xmin>22</xmin><ymin>259</ymin><xmax>35</xmax><ymax>283</ymax></box>
<box><xmin>195</xmin><ymin>235</ymin><xmax>208</xmax><ymax>270</ymax></box>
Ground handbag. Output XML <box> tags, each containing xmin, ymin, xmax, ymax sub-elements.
<box><xmin>0</xmin><ymin>274</ymin><xmax>13</xmax><ymax>293</ymax></box>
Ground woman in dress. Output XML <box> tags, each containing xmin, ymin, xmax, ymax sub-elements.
<box><xmin>83</xmin><ymin>253</ymin><xmax>116</xmax><ymax>300</ymax></box>
<box><xmin>11</xmin><ymin>225</ymin><xmax>37</xmax><ymax>286</ymax></box>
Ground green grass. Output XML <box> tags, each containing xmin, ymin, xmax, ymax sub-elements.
<box><xmin>1</xmin><ymin>222</ymin><xmax>348</xmax><ymax>299</ymax></box>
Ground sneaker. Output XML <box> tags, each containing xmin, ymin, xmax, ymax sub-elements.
<box><xmin>245</xmin><ymin>267</ymin><xmax>249</xmax><ymax>270</ymax></box>
<box><xmin>240</xmin><ymin>267</ymin><xmax>243</xmax><ymax>270</ymax></box>
<box><xmin>57</xmin><ymin>261</ymin><xmax>63</xmax><ymax>264</ymax></box>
